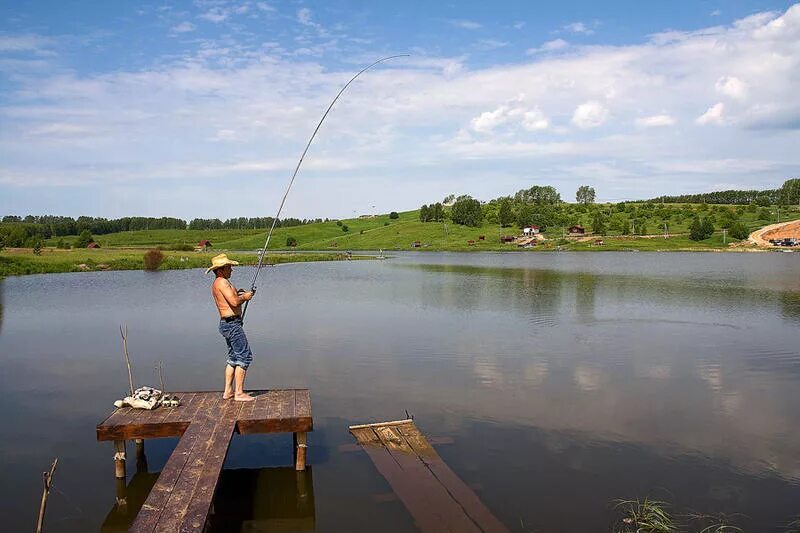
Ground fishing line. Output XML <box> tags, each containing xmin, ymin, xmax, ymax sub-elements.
<box><xmin>241</xmin><ymin>54</ymin><xmax>408</xmax><ymax>321</ymax></box>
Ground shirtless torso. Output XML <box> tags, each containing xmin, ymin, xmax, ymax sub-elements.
<box><xmin>212</xmin><ymin>275</ymin><xmax>248</xmax><ymax>318</ymax></box>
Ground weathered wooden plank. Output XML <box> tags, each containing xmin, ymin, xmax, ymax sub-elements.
<box><xmin>178</xmin><ymin>402</ymin><xmax>244</xmax><ymax>532</ymax></box>
<box><xmin>355</xmin><ymin>426</ymin><xmax>455</xmax><ymax>532</ymax></box>
<box><xmin>374</xmin><ymin>425</ymin><xmax>481</xmax><ymax>533</ymax></box>
<box><xmin>395</xmin><ymin>423</ymin><xmax>508</xmax><ymax>533</ymax></box>
<box><xmin>278</xmin><ymin>390</ymin><xmax>296</xmax><ymax>420</ymax></box>
<box><xmin>352</xmin><ymin>421</ymin><xmax>507</xmax><ymax>533</ymax></box>
<box><xmin>130</xmin><ymin>420</ymin><xmax>209</xmax><ymax>532</ymax></box>
<box><xmin>155</xmin><ymin>403</ymin><xmax>240</xmax><ymax>532</ymax></box>
<box><xmin>295</xmin><ymin>390</ymin><xmax>311</xmax><ymax>418</ymax></box>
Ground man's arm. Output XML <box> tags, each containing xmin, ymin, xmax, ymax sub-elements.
<box><xmin>215</xmin><ymin>279</ymin><xmax>254</xmax><ymax>307</ymax></box>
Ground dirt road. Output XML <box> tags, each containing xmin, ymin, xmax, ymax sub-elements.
<box><xmin>748</xmin><ymin>219</ymin><xmax>800</xmax><ymax>246</ymax></box>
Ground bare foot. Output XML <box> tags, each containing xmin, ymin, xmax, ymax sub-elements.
<box><xmin>234</xmin><ymin>392</ymin><xmax>255</xmax><ymax>402</ymax></box>
<box><xmin>222</xmin><ymin>391</ymin><xmax>233</xmax><ymax>400</ymax></box>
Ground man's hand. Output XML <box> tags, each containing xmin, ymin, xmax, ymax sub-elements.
<box><xmin>242</xmin><ymin>290</ymin><xmax>255</xmax><ymax>301</ymax></box>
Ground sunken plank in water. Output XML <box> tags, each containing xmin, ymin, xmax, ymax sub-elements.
<box><xmin>350</xmin><ymin>420</ymin><xmax>507</xmax><ymax>533</ymax></box>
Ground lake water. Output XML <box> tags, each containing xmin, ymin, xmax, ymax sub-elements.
<box><xmin>1</xmin><ymin>252</ymin><xmax>799</xmax><ymax>532</ymax></box>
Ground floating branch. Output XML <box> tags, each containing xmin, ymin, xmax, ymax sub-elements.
<box><xmin>35</xmin><ymin>457</ymin><xmax>58</xmax><ymax>533</ymax></box>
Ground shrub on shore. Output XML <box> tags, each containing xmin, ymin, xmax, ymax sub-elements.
<box><xmin>143</xmin><ymin>249</ymin><xmax>165</xmax><ymax>271</ymax></box>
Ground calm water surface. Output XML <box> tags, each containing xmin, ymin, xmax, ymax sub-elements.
<box><xmin>0</xmin><ymin>252</ymin><xmax>799</xmax><ymax>532</ymax></box>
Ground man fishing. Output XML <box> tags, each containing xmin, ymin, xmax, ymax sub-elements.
<box><xmin>207</xmin><ymin>254</ymin><xmax>256</xmax><ymax>402</ymax></box>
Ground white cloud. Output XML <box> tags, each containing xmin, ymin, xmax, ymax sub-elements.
<box><xmin>450</xmin><ymin>19</ymin><xmax>482</xmax><ymax>30</ymax></box>
<box><xmin>297</xmin><ymin>8</ymin><xmax>313</xmax><ymax>26</ymax></box>
<box><xmin>635</xmin><ymin>114</ymin><xmax>676</xmax><ymax>128</ymax></box>
<box><xmin>696</xmin><ymin>102</ymin><xmax>726</xmax><ymax>125</ymax></box>
<box><xmin>711</xmin><ymin>9</ymin><xmax>722</xmax><ymax>17</ymax></box>
<box><xmin>564</xmin><ymin>22</ymin><xmax>594</xmax><ymax>35</ymax></box>
<box><xmin>257</xmin><ymin>2</ymin><xmax>275</xmax><ymax>12</ymax></box>
<box><xmin>522</xmin><ymin>108</ymin><xmax>549</xmax><ymax>131</ymax></box>
<box><xmin>470</xmin><ymin>96</ymin><xmax>549</xmax><ymax>133</ymax></box>
<box><xmin>0</xmin><ymin>35</ymin><xmax>53</xmax><ymax>52</ymax></box>
<box><xmin>526</xmin><ymin>39</ymin><xmax>568</xmax><ymax>55</ymax></box>
<box><xmin>199</xmin><ymin>7</ymin><xmax>229</xmax><ymax>23</ymax></box>
<box><xmin>572</xmin><ymin>101</ymin><xmax>609</xmax><ymax>129</ymax></box>
<box><xmin>170</xmin><ymin>22</ymin><xmax>196</xmax><ymax>34</ymax></box>
<box><xmin>513</xmin><ymin>21</ymin><xmax>526</xmax><ymax>30</ymax></box>
<box><xmin>715</xmin><ymin>76</ymin><xmax>748</xmax><ymax>100</ymax></box>
<box><xmin>475</xmin><ymin>39</ymin><xmax>508</xmax><ymax>51</ymax></box>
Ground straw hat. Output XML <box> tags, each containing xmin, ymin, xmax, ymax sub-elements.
<box><xmin>206</xmin><ymin>253</ymin><xmax>239</xmax><ymax>274</ymax></box>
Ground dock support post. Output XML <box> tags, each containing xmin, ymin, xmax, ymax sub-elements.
<box><xmin>294</xmin><ymin>432</ymin><xmax>307</xmax><ymax>471</ymax></box>
<box><xmin>115</xmin><ymin>477</ymin><xmax>128</xmax><ymax>511</ymax></box>
<box><xmin>134</xmin><ymin>439</ymin><xmax>147</xmax><ymax>474</ymax></box>
<box><xmin>113</xmin><ymin>440</ymin><xmax>127</xmax><ymax>479</ymax></box>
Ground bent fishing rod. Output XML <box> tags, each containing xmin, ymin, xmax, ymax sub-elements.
<box><xmin>241</xmin><ymin>54</ymin><xmax>408</xmax><ymax>322</ymax></box>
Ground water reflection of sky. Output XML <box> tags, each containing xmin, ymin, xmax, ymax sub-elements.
<box><xmin>0</xmin><ymin>252</ymin><xmax>798</xmax><ymax>531</ymax></box>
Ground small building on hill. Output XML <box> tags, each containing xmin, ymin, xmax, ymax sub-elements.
<box><xmin>568</xmin><ymin>225</ymin><xmax>585</xmax><ymax>235</ymax></box>
<box><xmin>522</xmin><ymin>226</ymin><xmax>540</xmax><ymax>236</ymax></box>
<box><xmin>196</xmin><ymin>239</ymin><xmax>212</xmax><ymax>251</ymax></box>
<box><xmin>87</xmin><ymin>242</ymin><xmax>100</xmax><ymax>248</ymax></box>
<box><xmin>500</xmin><ymin>235</ymin><xmax>516</xmax><ymax>243</ymax></box>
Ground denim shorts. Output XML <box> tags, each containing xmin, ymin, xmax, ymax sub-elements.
<box><xmin>218</xmin><ymin>318</ymin><xmax>254</xmax><ymax>370</ymax></box>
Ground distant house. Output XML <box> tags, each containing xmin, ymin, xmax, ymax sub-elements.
<box><xmin>87</xmin><ymin>242</ymin><xmax>100</xmax><ymax>249</ymax></box>
<box><xmin>568</xmin><ymin>225</ymin><xmax>585</xmax><ymax>235</ymax></box>
<box><xmin>196</xmin><ymin>239</ymin><xmax>212</xmax><ymax>251</ymax></box>
<box><xmin>500</xmin><ymin>235</ymin><xmax>516</xmax><ymax>243</ymax></box>
<box><xmin>522</xmin><ymin>226</ymin><xmax>540</xmax><ymax>236</ymax></box>
<box><xmin>478</xmin><ymin>235</ymin><xmax>485</xmax><ymax>241</ymax></box>
<box><xmin>467</xmin><ymin>240</ymin><xmax>475</xmax><ymax>246</ymax></box>
<box><xmin>411</xmin><ymin>240</ymin><xmax>421</xmax><ymax>248</ymax></box>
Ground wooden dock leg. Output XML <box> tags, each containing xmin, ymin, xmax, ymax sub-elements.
<box><xmin>294</xmin><ymin>432</ymin><xmax>307</xmax><ymax>471</ymax></box>
<box><xmin>113</xmin><ymin>440</ymin><xmax>127</xmax><ymax>479</ymax></box>
<box><xmin>115</xmin><ymin>477</ymin><xmax>128</xmax><ymax>511</ymax></box>
<box><xmin>134</xmin><ymin>439</ymin><xmax>148</xmax><ymax>474</ymax></box>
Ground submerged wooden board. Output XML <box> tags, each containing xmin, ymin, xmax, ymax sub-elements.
<box><xmin>97</xmin><ymin>390</ymin><xmax>313</xmax><ymax>533</ymax></box>
<box><xmin>350</xmin><ymin>420</ymin><xmax>507</xmax><ymax>533</ymax></box>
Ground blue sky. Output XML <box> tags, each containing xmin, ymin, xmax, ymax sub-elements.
<box><xmin>1</xmin><ymin>1</ymin><xmax>799</xmax><ymax>219</ymax></box>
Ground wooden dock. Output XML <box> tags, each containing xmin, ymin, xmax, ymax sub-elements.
<box><xmin>97</xmin><ymin>390</ymin><xmax>312</xmax><ymax>533</ymax></box>
<box><xmin>349</xmin><ymin>419</ymin><xmax>508</xmax><ymax>533</ymax></box>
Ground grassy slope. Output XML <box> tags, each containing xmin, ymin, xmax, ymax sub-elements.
<box><xmin>38</xmin><ymin>204</ymin><xmax>800</xmax><ymax>254</ymax></box>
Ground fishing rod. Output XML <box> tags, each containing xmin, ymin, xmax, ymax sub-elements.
<box><xmin>241</xmin><ymin>54</ymin><xmax>408</xmax><ymax>322</ymax></box>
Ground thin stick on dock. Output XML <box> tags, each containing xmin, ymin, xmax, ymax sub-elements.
<box><xmin>157</xmin><ymin>361</ymin><xmax>166</xmax><ymax>396</ymax></box>
<box><xmin>120</xmin><ymin>325</ymin><xmax>134</xmax><ymax>396</ymax></box>
<box><xmin>35</xmin><ymin>457</ymin><xmax>58</xmax><ymax>533</ymax></box>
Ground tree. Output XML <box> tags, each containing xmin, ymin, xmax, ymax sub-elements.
<box><xmin>498</xmin><ymin>198</ymin><xmax>514</xmax><ymax>227</ymax></box>
<box><xmin>286</xmin><ymin>236</ymin><xmax>298</xmax><ymax>247</ymax></box>
<box><xmin>75</xmin><ymin>229</ymin><xmax>94</xmax><ymax>248</ymax></box>
<box><xmin>389</xmin><ymin>211</ymin><xmax>399</xmax><ymax>219</ymax></box>
<box><xmin>591</xmin><ymin>212</ymin><xmax>606</xmax><ymax>235</ymax></box>
<box><xmin>729</xmin><ymin>221</ymin><xmax>749</xmax><ymax>240</ymax></box>
<box><xmin>514</xmin><ymin>185</ymin><xmax>561</xmax><ymax>205</ymax></box>
<box><xmin>419</xmin><ymin>204</ymin><xmax>430</xmax><ymax>222</ymax></box>
<box><xmin>690</xmin><ymin>217</ymin><xmax>714</xmax><ymax>241</ymax></box>
<box><xmin>443</xmin><ymin>194</ymin><xmax>455</xmax><ymax>204</ymax></box>
<box><xmin>621</xmin><ymin>219</ymin><xmax>631</xmax><ymax>235</ymax></box>
<box><xmin>432</xmin><ymin>203</ymin><xmax>443</xmax><ymax>222</ymax></box>
<box><xmin>451</xmin><ymin>196</ymin><xmax>483</xmax><ymax>227</ymax></box>
<box><xmin>0</xmin><ymin>235</ymin><xmax>5</xmax><ymax>252</ymax></box>
<box><xmin>576</xmin><ymin>185</ymin><xmax>596</xmax><ymax>205</ymax></box>
<box><xmin>32</xmin><ymin>239</ymin><xmax>42</xmax><ymax>255</ymax></box>
<box><xmin>341</xmin><ymin>224</ymin><xmax>349</xmax><ymax>232</ymax></box>
<box><xmin>780</xmin><ymin>178</ymin><xmax>800</xmax><ymax>206</ymax></box>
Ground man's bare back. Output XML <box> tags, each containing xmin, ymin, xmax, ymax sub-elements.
<box><xmin>212</xmin><ymin>276</ymin><xmax>246</xmax><ymax>317</ymax></box>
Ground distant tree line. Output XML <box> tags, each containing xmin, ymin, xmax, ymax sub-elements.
<box><xmin>0</xmin><ymin>214</ymin><xmax>324</xmax><ymax>247</ymax></box>
<box><xmin>645</xmin><ymin>179</ymin><xmax>800</xmax><ymax>206</ymax></box>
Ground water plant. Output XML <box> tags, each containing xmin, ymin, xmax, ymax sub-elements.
<box><xmin>616</xmin><ymin>498</ymin><xmax>679</xmax><ymax>532</ymax></box>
